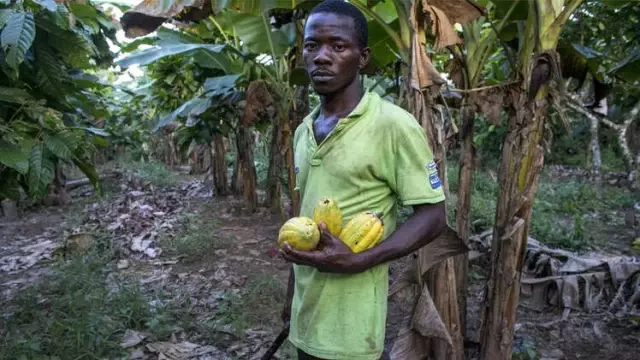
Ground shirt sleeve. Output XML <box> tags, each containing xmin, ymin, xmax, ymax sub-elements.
<box><xmin>390</xmin><ymin>115</ymin><xmax>446</xmax><ymax>206</ymax></box>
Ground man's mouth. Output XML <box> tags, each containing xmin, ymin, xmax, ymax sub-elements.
<box><xmin>311</xmin><ymin>70</ymin><xmax>334</xmax><ymax>81</ymax></box>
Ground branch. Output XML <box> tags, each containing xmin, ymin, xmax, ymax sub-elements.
<box><xmin>566</xmin><ymin>96</ymin><xmax>619</xmax><ymax>130</ymax></box>
<box><xmin>567</xmin><ymin>96</ymin><xmax>640</xmax><ymax>178</ymax></box>
<box><xmin>623</xmin><ymin>101</ymin><xmax>640</xmax><ymax>128</ymax></box>
<box><xmin>450</xmin><ymin>81</ymin><xmax>519</xmax><ymax>93</ymax></box>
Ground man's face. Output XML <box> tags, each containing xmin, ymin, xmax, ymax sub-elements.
<box><xmin>303</xmin><ymin>12</ymin><xmax>369</xmax><ymax>95</ymax></box>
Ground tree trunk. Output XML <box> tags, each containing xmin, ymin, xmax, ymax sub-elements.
<box><xmin>408</xmin><ymin>83</ymin><xmax>463</xmax><ymax>360</ymax></box>
<box><xmin>266</xmin><ymin>120</ymin><xmax>283</xmax><ymax>211</ymax></box>
<box><xmin>235</xmin><ymin>127</ymin><xmax>257</xmax><ymax>212</ymax></box>
<box><xmin>454</xmin><ymin>101</ymin><xmax>475</xmax><ymax>337</ymax></box>
<box><xmin>212</xmin><ymin>135</ymin><xmax>229</xmax><ymax>196</ymax></box>
<box><xmin>292</xmin><ymin>85</ymin><xmax>309</xmax><ymax>131</ymax></box>
<box><xmin>589</xmin><ymin>113</ymin><xmax>602</xmax><ymax>184</ymax></box>
<box><xmin>283</xmin><ymin>106</ymin><xmax>299</xmax><ymax>218</ymax></box>
<box><xmin>479</xmin><ymin>90</ymin><xmax>547</xmax><ymax>360</ymax></box>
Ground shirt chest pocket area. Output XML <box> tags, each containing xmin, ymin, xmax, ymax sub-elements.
<box><xmin>323</xmin><ymin>143</ymin><xmax>381</xmax><ymax>183</ymax></box>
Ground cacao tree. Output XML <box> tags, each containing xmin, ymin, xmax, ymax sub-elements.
<box><xmin>0</xmin><ymin>0</ymin><xmax>117</xmax><ymax>205</ymax></box>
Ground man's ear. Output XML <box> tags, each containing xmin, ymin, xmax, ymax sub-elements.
<box><xmin>359</xmin><ymin>47</ymin><xmax>371</xmax><ymax>70</ymax></box>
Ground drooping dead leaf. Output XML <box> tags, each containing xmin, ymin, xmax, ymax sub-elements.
<box><xmin>411</xmin><ymin>284</ymin><xmax>453</xmax><ymax>345</ymax></box>
<box><xmin>120</xmin><ymin>0</ymin><xmax>212</xmax><ymax>38</ymax></box>
<box><xmin>388</xmin><ymin>226</ymin><xmax>465</xmax><ymax>359</ymax></box>
<box><xmin>417</xmin><ymin>225</ymin><xmax>468</xmax><ymax>277</ymax></box>
<box><xmin>425</xmin><ymin>0</ymin><xmax>484</xmax><ymax>26</ymax></box>
<box><xmin>446</xmin><ymin>57</ymin><xmax>465</xmax><ymax>89</ymax></box>
<box><xmin>389</xmin><ymin>322</ymin><xmax>430</xmax><ymax>359</ymax></box>
<box><xmin>424</xmin><ymin>4</ymin><xmax>462</xmax><ymax>49</ymax></box>
<box><xmin>243</xmin><ymin>81</ymin><xmax>275</xmax><ymax>127</ymax></box>
<box><xmin>471</xmin><ymin>88</ymin><xmax>504</xmax><ymax>126</ymax></box>
<box><xmin>410</xmin><ymin>1</ymin><xmax>446</xmax><ymax>90</ymax></box>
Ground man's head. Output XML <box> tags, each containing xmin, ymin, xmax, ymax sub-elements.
<box><xmin>303</xmin><ymin>0</ymin><xmax>371</xmax><ymax>95</ymax></box>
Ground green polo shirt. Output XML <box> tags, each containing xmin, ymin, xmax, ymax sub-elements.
<box><xmin>289</xmin><ymin>90</ymin><xmax>445</xmax><ymax>359</ymax></box>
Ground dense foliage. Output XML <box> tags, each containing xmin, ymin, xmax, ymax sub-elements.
<box><xmin>0</xmin><ymin>0</ymin><xmax>118</xmax><ymax>201</ymax></box>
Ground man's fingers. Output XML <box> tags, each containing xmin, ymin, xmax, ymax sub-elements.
<box><xmin>280</xmin><ymin>242</ymin><xmax>319</xmax><ymax>266</ymax></box>
<box><xmin>318</xmin><ymin>221</ymin><xmax>328</xmax><ymax>231</ymax></box>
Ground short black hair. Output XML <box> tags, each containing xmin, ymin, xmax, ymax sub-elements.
<box><xmin>308</xmin><ymin>0</ymin><xmax>368</xmax><ymax>49</ymax></box>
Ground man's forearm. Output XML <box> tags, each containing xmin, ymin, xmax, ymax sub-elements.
<box><xmin>355</xmin><ymin>202</ymin><xmax>446</xmax><ymax>271</ymax></box>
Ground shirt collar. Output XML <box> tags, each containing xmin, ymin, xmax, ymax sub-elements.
<box><xmin>303</xmin><ymin>88</ymin><xmax>375</xmax><ymax>127</ymax></box>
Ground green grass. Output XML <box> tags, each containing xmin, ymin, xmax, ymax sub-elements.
<box><xmin>118</xmin><ymin>160</ymin><xmax>180</xmax><ymax>187</ymax></box>
<box><xmin>0</xmin><ymin>250</ymin><xmax>163</xmax><ymax>359</ymax></box>
<box><xmin>446</xmin><ymin>161</ymin><xmax>633</xmax><ymax>250</ymax></box>
<box><xmin>0</xmin><ymin>243</ymin><xmax>204</xmax><ymax>359</ymax></box>
<box><xmin>161</xmin><ymin>205</ymin><xmax>223</xmax><ymax>260</ymax></box>
<box><xmin>210</xmin><ymin>275</ymin><xmax>286</xmax><ymax>336</ymax></box>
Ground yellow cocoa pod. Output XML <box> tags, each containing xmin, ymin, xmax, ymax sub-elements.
<box><xmin>339</xmin><ymin>211</ymin><xmax>384</xmax><ymax>253</ymax></box>
<box><xmin>312</xmin><ymin>197</ymin><xmax>343</xmax><ymax>237</ymax></box>
<box><xmin>278</xmin><ymin>217</ymin><xmax>320</xmax><ymax>251</ymax></box>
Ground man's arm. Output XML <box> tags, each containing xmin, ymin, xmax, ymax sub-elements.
<box><xmin>280</xmin><ymin>201</ymin><xmax>446</xmax><ymax>273</ymax></box>
<box><xmin>354</xmin><ymin>201</ymin><xmax>446</xmax><ymax>271</ymax></box>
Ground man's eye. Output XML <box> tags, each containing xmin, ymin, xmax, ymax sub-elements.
<box><xmin>304</xmin><ymin>43</ymin><xmax>317</xmax><ymax>51</ymax></box>
<box><xmin>334</xmin><ymin>44</ymin><xmax>345</xmax><ymax>51</ymax></box>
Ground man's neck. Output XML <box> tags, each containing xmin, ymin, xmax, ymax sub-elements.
<box><xmin>318</xmin><ymin>80</ymin><xmax>363</xmax><ymax>119</ymax></box>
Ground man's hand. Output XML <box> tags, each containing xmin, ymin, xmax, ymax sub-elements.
<box><xmin>280</xmin><ymin>222</ymin><xmax>365</xmax><ymax>273</ymax></box>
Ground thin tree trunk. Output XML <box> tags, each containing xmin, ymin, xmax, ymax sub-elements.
<box><xmin>232</xmin><ymin>156</ymin><xmax>242</xmax><ymax>195</ymax></box>
<box><xmin>480</xmin><ymin>90</ymin><xmax>547</xmax><ymax>360</ymax></box>
<box><xmin>589</xmin><ymin>114</ymin><xmax>602</xmax><ymax>184</ymax></box>
<box><xmin>283</xmin><ymin>106</ymin><xmax>299</xmax><ymax>218</ymax></box>
<box><xmin>454</xmin><ymin>101</ymin><xmax>475</xmax><ymax>337</ymax></box>
<box><xmin>212</xmin><ymin>135</ymin><xmax>229</xmax><ymax>196</ymax></box>
<box><xmin>285</xmin><ymin>21</ymin><xmax>308</xmax><ymax>218</ymax></box>
<box><xmin>266</xmin><ymin>120</ymin><xmax>283</xmax><ymax>211</ymax></box>
<box><xmin>236</xmin><ymin>127</ymin><xmax>257</xmax><ymax>212</ymax></box>
<box><xmin>568</xmin><ymin>99</ymin><xmax>640</xmax><ymax>188</ymax></box>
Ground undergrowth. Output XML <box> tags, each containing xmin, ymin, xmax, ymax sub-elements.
<box><xmin>122</xmin><ymin>160</ymin><xmax>180</xmax><ymax>187</ymax></box>
<box><xmin>209</xmin><ymin>275</ymin><xmax>286</xmax><ymax>337</ymax></box>
<box><xmin>446</xmin><ymin>161</ymin><xmax>632</xmax><ymax>250</ymax></box>
<box><xmin>162</xmin><ymin>206</ymin><xmax>222</xmax><ymax>260</ymax></box>
<box><xmin>0</xmin><ymin>248</ymin><xmax>168</xmax><ymax>359</ymax></box>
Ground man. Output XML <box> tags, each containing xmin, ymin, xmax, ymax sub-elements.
<box><xmin>280</xmin><ymin>1</ymin><xmax>447</xmax><ymax>359</ymax></box>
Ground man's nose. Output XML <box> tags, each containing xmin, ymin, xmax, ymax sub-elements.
<box><xmin>313</xmin><ymin>45</ymin><xmax>332</xmax><ymax>65</ymax></box>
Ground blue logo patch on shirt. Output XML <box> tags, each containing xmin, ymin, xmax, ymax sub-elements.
<box><xmin>426</xmin><ymin>162</ymin><xmax>441</xmax><ymax>189</ymax></box>
<box><xmin>294</xmin><ymin>166</ymin><xmax>299</xmax><ymax>174</ymax></box>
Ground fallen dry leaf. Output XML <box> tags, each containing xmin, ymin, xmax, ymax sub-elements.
<box><xmin>121</xmin><ymin>329</ymin><xmax>146</xmax><ymax>348</ymax></box>
<box><xmin>146</xmin><ymin>341</ymin><xmax>228</xmax><ymax>359</ymax></box>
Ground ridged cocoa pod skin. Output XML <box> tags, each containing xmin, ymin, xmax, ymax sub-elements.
<box><xmin>339</xmin><ymin>211</ymin><xmax>384</xmax><ymax>253</ymax></box>
<box><xmin>278</xmin><ymin>217</ymin><xmax>320</xmax><ymax>251</ymax></box>
<box><xmin>312</xmin><ymin>197</ymin><xmax>343</xmax><ymax>237</ymax></box>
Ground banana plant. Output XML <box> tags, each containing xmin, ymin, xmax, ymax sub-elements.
<box><xmin>476</xmin><ymin>1</ymin><xmax>585</xmax><ymax>359</ymax></box>
<box><xmin>442</xmin><ymin>0</ymin><xmax>523</xmax><ymax>333</ymax></box>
